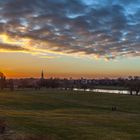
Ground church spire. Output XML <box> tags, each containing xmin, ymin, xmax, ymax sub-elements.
<box><xmin>41</xmin><ymin>70</ymin><xmax>44</xmax><ymax>79</ymax></box>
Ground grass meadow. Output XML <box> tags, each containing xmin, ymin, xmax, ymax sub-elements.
<box><xmin>0</xmin><ymin>89</ymin><xmax>139</xmax><ymax>140</ymax></box>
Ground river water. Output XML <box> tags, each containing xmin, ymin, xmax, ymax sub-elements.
<box><xmin>73</xmin><ymin>88</ymin><xmax>130</xmax><ymax>95</ymax></box>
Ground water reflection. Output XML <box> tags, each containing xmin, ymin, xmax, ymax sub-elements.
<box><xmin>73</xmin><ymin>88</ymin><xmax>130</xmax><ymax>94</ymax></box>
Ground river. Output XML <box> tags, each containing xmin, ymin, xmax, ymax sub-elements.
<box><xmin>73</xmin><ymin>88</ymin><xmax>130</xmax><ymax>94</ymax></box>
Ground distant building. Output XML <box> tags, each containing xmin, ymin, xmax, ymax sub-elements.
<box><xmin>39</xmin><ymin>70</ymin><xmax>46</xmax><ymax>87</ymax></box>
<box><xmin>41</xmin><ymin>70</ymin><xmax>44</xmax><ymax>79</ymax></box>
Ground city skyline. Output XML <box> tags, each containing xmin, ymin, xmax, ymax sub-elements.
<box><xmin>0</xmin><ymin>0</ymin><xmax>140</xmax><ymax>78</ymax></box>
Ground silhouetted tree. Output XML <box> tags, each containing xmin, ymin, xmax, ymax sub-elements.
<box><xmin>0</xmin><ymin>72</ymin><xmax>6</xmax><ymax>90</ymax></box>
<box><xmin>127</xmin><ymin>77</ymin><xmax>140</xmax><ymax>95</ymax></box>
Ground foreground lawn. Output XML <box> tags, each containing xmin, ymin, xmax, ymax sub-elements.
<box><xmin>0</xmin><ymin>89</ymin><xmax>139</xmax><ymax>140</ymax></box>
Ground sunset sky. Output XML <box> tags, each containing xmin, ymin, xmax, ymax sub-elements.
<box><xmin>0</xmin><ymin>0</ymin><xmax>140</xmax><ymax>78</ymax></box>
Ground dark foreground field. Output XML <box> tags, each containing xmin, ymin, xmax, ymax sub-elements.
<box><xmin>0</xmin><ymin>89</ymin><xmax>139</xmax><ymax>140</ymax></box>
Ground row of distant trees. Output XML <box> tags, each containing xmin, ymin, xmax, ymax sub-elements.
<box><xmin>0</xmin><ymin>75</ymin><xmax>140</xmax><ymax>95</ymax></box>
<box><xmin>127</xmin><ymin>77</ymin><xmax>140</xmax><ymax>95</ymax></box>
<box><xmin>0</xmin><ymin>72</ymin><xmax>14</xmax><ymax>91</ymax></box>
<box><xmin>13</xmin><ymin>77</ymin><xmax>140</xmax><ymax>95</ymax></box>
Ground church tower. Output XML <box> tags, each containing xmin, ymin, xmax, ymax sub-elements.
<box><xmin>41</xmin><ymin>70</ymin><xmax>44</xmax><ymax>79</ymax></box>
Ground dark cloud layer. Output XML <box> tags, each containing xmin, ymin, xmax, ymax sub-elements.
<box><xmin>0</xmin><ymin>0</ymin><xmax>140</xmax><ymax>59</ymax></box>
<box><xmin>0</xmin><ymin>43</ymin><xmax>30</xmax><ymax>52</ymax></box>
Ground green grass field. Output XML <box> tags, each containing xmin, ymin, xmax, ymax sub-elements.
<box><xmin>0</xmin><ymin>89</ymin><xmax>139</xmax><ymax>140</ymax></box>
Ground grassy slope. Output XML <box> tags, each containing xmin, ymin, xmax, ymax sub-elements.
<box><xmin>0</xmin><ymin>89</ymin><xmax>139</xmax><ymax>140</ymax></box>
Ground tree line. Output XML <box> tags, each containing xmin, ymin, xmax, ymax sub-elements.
<box><xmin>0</xmin><ymin>74</ymin><xmax>140</xmax><ymax>95</ymax></box>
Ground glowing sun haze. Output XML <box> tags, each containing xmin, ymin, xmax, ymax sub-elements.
<box><xmin>0</xmin><ymin>0</ymin><xmax>140</xmax><ymax>78</ymax></box>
